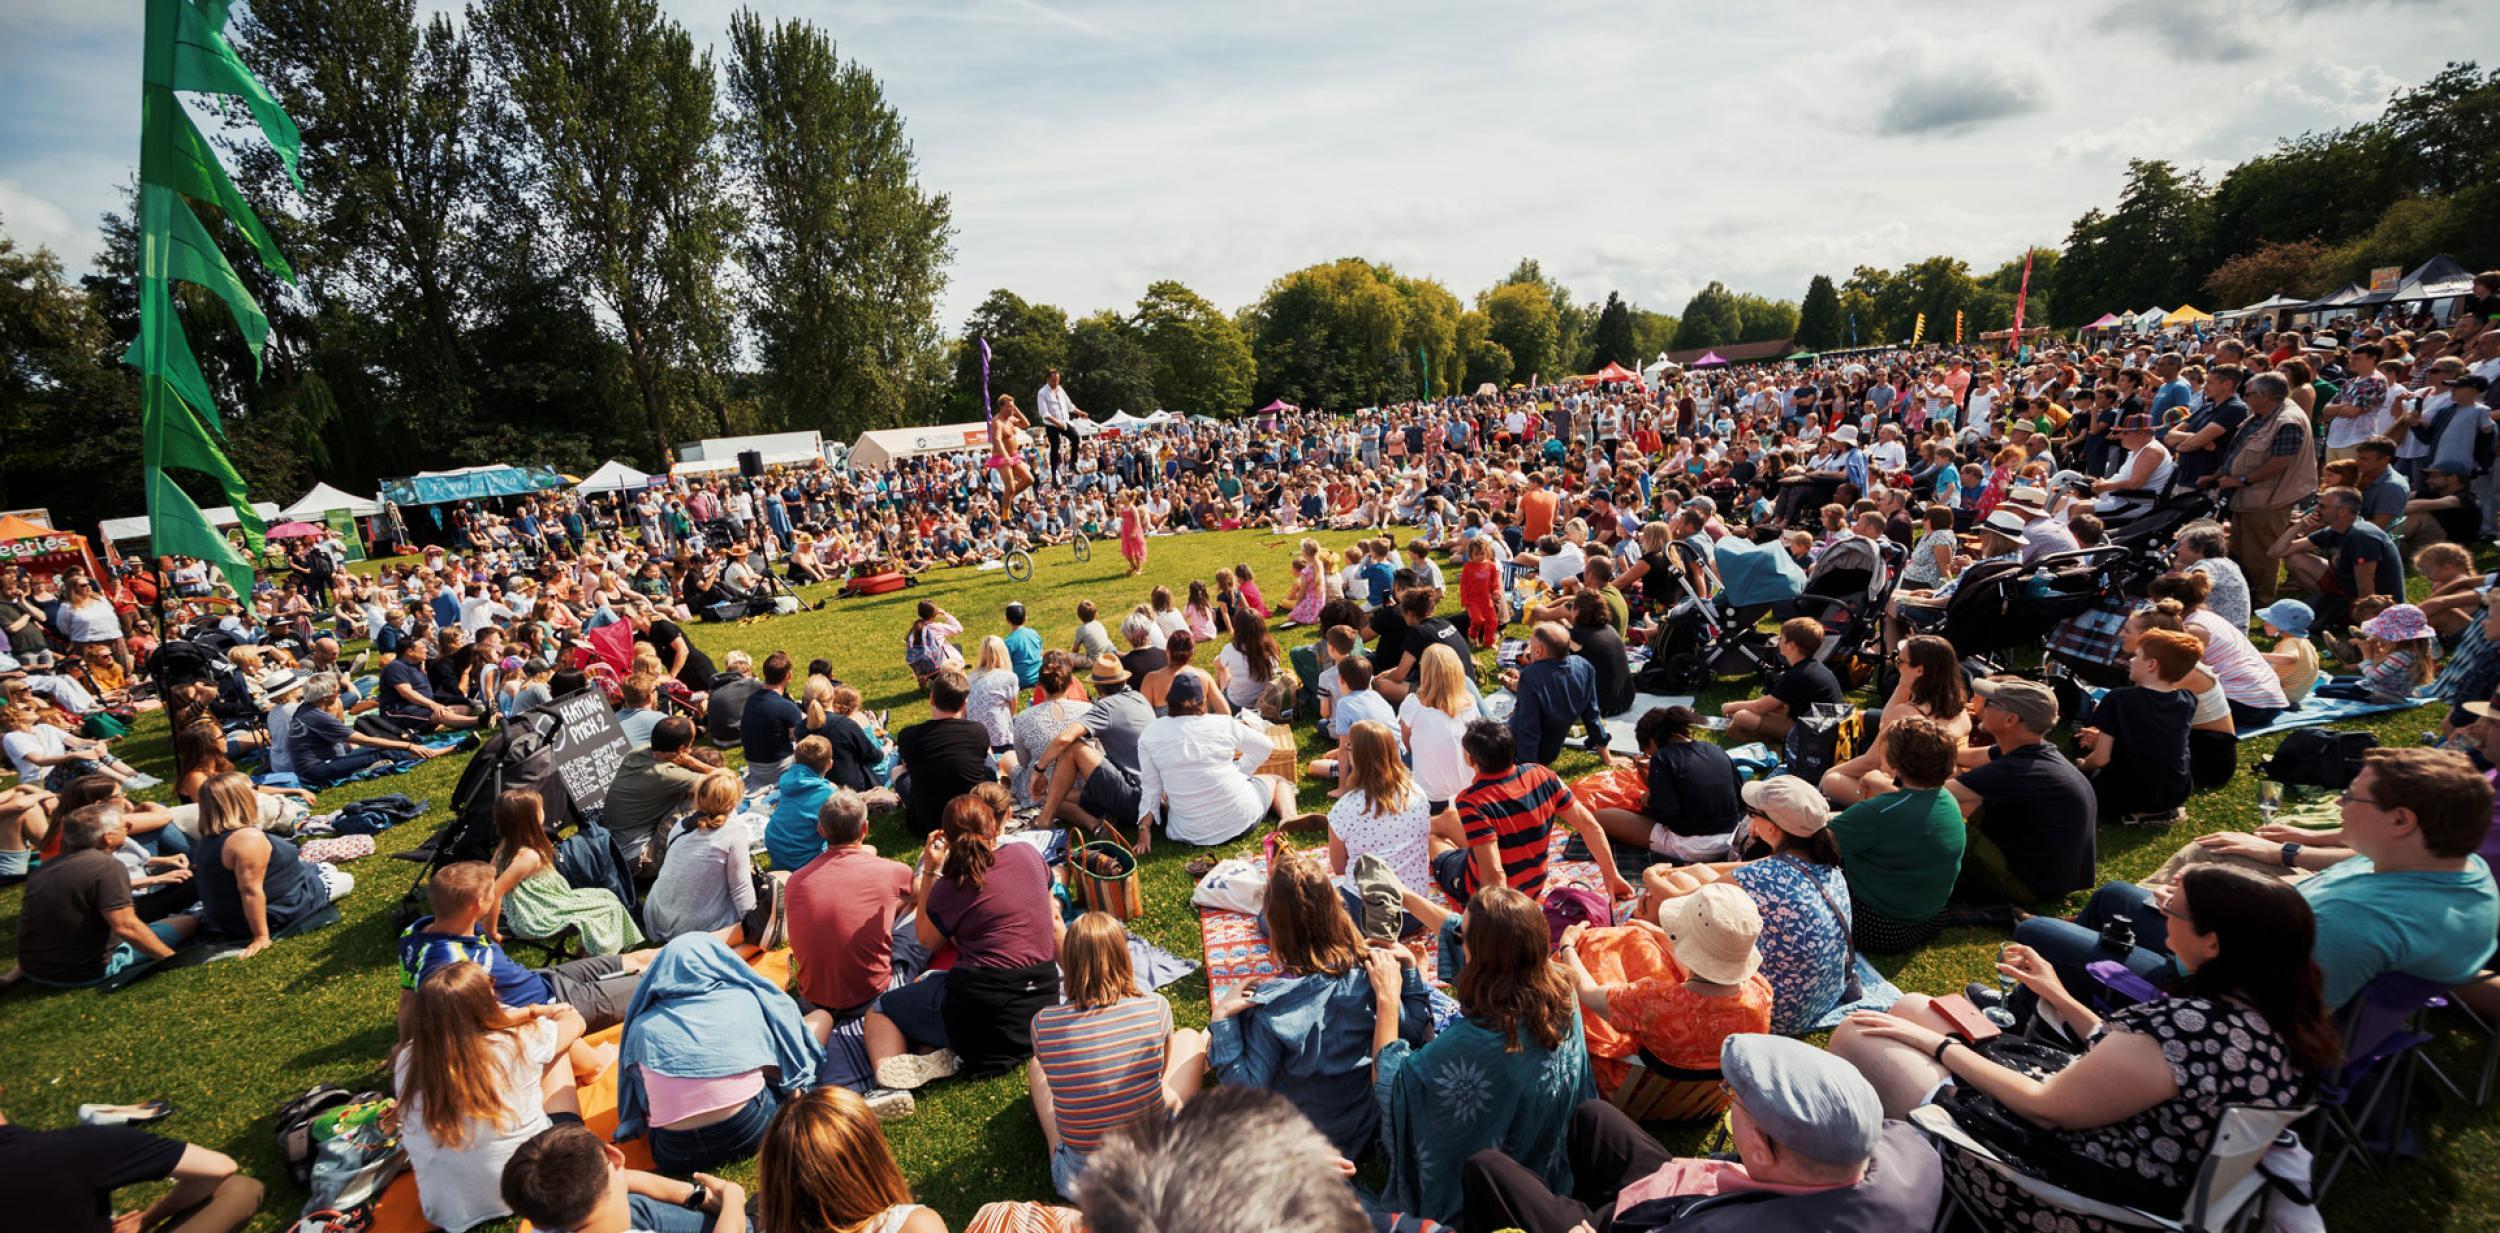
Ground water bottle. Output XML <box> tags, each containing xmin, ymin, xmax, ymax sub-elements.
<box><xmin>2099</xmin><ymin>912</ymin><xmax>2135</xmax><ymax>954</ymax></box>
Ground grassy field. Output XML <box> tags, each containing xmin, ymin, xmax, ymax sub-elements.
<box><xmin>4</xmin><ymin>526</ymin><xmax>2498</xmax><ymax>1230</ymax></box>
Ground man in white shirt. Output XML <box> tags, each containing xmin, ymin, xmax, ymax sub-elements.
<box><xmin>458</xmin><ymin>583</ymin><xmax>515</xmax><ymax>639</ymax></box>
<box><xmin>1133</xmin><ymin>674</ymin><xmax>1304</xmax><ymax>852</ymax></box>
<box><xmin>1036</xmin><ymin>369</ymin><xmax>1082</xmax><ymax>479</ymax></box>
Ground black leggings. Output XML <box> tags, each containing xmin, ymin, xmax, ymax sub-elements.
<box><xmin>1458</xmin><ymin>1100</ymin><xmax>1674</xmax><ymax>1233</ymax></box>
<box><xmin>1044</xmin><ymin>422</ymin><xmax>1077</xmax><ymax>473</ymax></box>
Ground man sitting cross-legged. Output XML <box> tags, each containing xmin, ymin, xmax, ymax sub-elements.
<box><xmin>1031</xmin><ymin>654</ymin><xmax>1157</xmax><ymax>840</ymax></box>
<box><xmin>397</xmin><ymin>861</ymin><xmax>660</xmax><ymax>1074</ymax></box>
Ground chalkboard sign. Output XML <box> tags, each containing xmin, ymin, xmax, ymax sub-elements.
<box><xmin>533</xmin><ymin>689</ymin><xmax>633</xmax><ymax>812</ymax></box>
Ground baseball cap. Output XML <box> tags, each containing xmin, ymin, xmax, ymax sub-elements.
<box><xmin>1167</xmin><ymin>671</ymin><xmax>1207</xmax><ymax>707</ymax></box>
<box><xmin>1719</xmin><ymin>1034</ymin><xmax>1885</xmax><ymax>1166</ymax></box>
<box><xmin>1973</xmin><ymin>677</ymin><xmax>2058</xmax><ymax>732</ymax></box>
<box><xmin>2447</xmin><ymin>375</ymin><xmax>2492</xmax><ymax>392</ymax></box>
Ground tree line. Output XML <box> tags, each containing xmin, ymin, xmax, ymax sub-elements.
<box><xmin>3</xmin><ymin>16</ymin><xmax>2490</xmax><ymax>536</ymax></box>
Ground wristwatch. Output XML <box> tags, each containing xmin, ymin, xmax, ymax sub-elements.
<box><xmin>679</xmin><ymin>1181</ymin><xmax>710</xmax><ymax>1212</ymax></box>
<box><xmin>2281</xmin><ymin>842</ymin><xmax>2302</xmax><ymax>869</ymax></box>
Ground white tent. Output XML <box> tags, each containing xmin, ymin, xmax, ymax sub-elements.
<box><xmin>671</xmin><ymin>430</ymin><xmax>825</xmax><ymax>471</ymax></box>
<box><xmin>575</xmin><ymin>460</ymin><xmax>654</xmax><ymax>495</ymax></box>
<box><xmin>847</xmin><ymin>421</ymin><xmax>995</xmax><ymax>468</ymax></box>
<box><xmin>2132</xmin><ymin>307</ymin><xmax>2170</xmax><ymax>331</ymax></box>
<box><xmin>99</xmin><ymin>502</ymin><xmax>282</xmax><ymax>544</ymax></box>
<box><xmin>279</xmin><ymin>482</ymin><xmax>381</xmax><ymax>520</ymax></box>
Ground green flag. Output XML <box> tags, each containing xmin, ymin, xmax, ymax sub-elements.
<box><xmin>144</xmin><ymin>374</ymin><xmax>253</xmax><ymax>508</ymax></box>
<box><xmin>160</xmin><ymin>0</ymin><xmax>303</xmax><ymax>190</ymax></box>
<box><xmin>150</xmin><ymin>183</ymin><xmax>270</xmax><ymax>369</ymax></box>
<box><xmin>147</xmin><ymin>468</ymin><xmax>254</xmax><ymax>597</ymax></box>
<box><xmin>123</xmin><ymin>310</ymin><xmax>220</xmax><ymax>439</ymax></box>
<box><xmin>141</xmin><ymin>86</ymin><xmax>293</xmax><ymax>280</ymax></box>
<box><xmin>1417</xmin><ymin>344</ymin><xmax>1432</xmax><ymax>399</ymax></box>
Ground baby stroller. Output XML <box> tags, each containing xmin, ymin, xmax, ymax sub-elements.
<box><xmin>1918</xmin><ymin>545</ymin><xmax>2133</xmax><ymax>664</ymax></box>
<box><xmin>2099</xmin><ymin>473</ymin><xmax>2217</xmax><ymax>556</ymax></box>
<box><xmin>1791</xmin><ymin>537</ymin><xmax>1907</xmax><ymax>689</ymax></box>
<box><xmin>1639</xmin><ymin>536</ymin><xmax>1805</xmax><ymax>692</ymax></box>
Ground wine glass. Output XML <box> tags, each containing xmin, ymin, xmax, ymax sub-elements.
<box><xmin>1985</xmin><ymin>942</ymin><xmax>2020</xmax><ymax>1028</ymax></box>
<box><xmin>2257</xmin><ymin>780</ymin><xmax>2283</xmax><ymax>827</ymax></box>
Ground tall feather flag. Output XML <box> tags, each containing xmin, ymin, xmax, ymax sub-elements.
<box><xmin>1954</xmin><ymin>310</ymin><xmax>1965</xmax><ymax>344</ymax></box>
<box><xmin>1417</xmin><ymin>345</ymin><xmax>1432</xmax><ymax>399</ymax></box>
<box><xmin>133</xmin><ymin>0</ymin><xmax>305</xmax><ymax>597</ymax></box>
<box><xmin>1912</xmin><ymin>312</ymin><xmax>1926</xmax><ymax>345</ymax></box>
<box><xmin>2009</xmin><ymin>247</ymin><xmax>2034</xmax><ymax>354</ymax></box>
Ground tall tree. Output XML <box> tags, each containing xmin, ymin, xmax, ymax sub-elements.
<box><xmin>1242</xmin><ymin>258</ymin><xmax>1407</xmax><ymax>409</ymax></box>
<box><xmin>473</xmin><ymin>0</ymin><xmax>735</xmax><ymax>462</ymax></box>
<box><xmin>952</xmin><ymin>289</ymin><xmax>1069</xmax><ymax>418</ymax></box>
<box><xmin>0</xmin><ymin>225</ymin><xmax>144</xmax><ymax>528</ymax></box>
<box><xmin>1478</xmin><ymin>282</ymin><xmax>1560</xmax><ymax>383</ymax></box>
<box><xmin>1795</xmin><ymin>275</ymin><xmax>1842</xmax><ymax>348</ymax></box>
<box><xmin>1627</xmin><ymin>308</ymin><xmax>1679</xmax><ymax>362</ymax></box>
<box><xmin>1064</xmin><ymin>310</ymin><xmax>1156</xmax><ymax>417</ymax></box>
<box><xmin>2202</xmin><ymin>240</ymin><xmax>2330</xmax><ymax>308</ymax></box>
<box><xmin>725</xmin><ymin>10</ymin><xmax>952</xmax><ymax>439</ymax></box>
<box><xmin>1671</xmin><ymin>282</ymin><xmax>1742</xmax><ymax>350</ymax></box>
<box><xmin>1131</xmin><ymin>279</ymin><xmax>1253</xmax><ymax>415</ymax></box>
<box><xmin>1731</xmin><ymin>293</ymin><xmax>1799</xmax><ymax>342</ymax></box>
<box><xmin>1589</xmin><ymin>292</ymin><xmax>1637</xmax><ymax>367</ymax></box>
<box><xmin>1456</xmin><ymin>309</ymin><xmax>1510</xmax><ymax>392</ymax></box>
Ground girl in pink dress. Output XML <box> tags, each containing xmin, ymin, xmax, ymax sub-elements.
<box><xmin>1287</xmin><ymin>539</ymin><xmax>1324</xmax><ymax>626</ymax></box>
<box><xmin>1118</xmin><ymin>494</ymin><xmax>1148</xmax><ymax>576</ymax></box>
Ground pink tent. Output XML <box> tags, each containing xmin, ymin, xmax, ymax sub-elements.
<box><xmin>1256</xmin><ymin>399</ymin><xmax>1299</xmax><ymax>413</ymax></box>
<box><xmin>1691</xmin><ymin>351</ymin><xmax>1729</xmax><ymax>368</ymax></box>
<box><xmin>2083</xmin><ymin>312</ymin><xmax>2123</xmax><ymax>329</ymax></box>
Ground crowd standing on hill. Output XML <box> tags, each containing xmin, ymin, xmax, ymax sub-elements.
<box><xmin>8</xmin><ymin>284</ymin><xmax>2500</xmax><ymax>1232</ymax></box>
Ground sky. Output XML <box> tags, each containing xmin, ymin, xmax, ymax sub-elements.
<box><xmin>0</xmin><ymin>0</ymin><xmax>2483</xmax><ymax>328</ymax></box>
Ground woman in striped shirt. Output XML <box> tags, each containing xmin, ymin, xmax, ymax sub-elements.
<box><xmin>1029</xmin><ymin>911</ymin><xmax>1208</xmax><ymax>1198</ymax></box>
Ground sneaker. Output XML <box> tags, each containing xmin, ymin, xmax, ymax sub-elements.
<box><xmin>875</xmin><ymin>1049</ymin><xmax>961</xmax><ymax>1092</ymax></box>
<box><xmin>1961</xmin><ymin>982</ymin><xmax>2007</xmax><ymax>1011</ymax></box>
<box><xmin>746</xmin><ymin>871</ymin><xmax>790</xmax><ymax>949</ymax></box>
<box><xmin>864</xmin><ymin>1089</ymin><xmax>918</xmax><ymax>1121</ymax></box>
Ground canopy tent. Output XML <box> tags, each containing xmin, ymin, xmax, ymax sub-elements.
<box><xmin>670</xmin><ymin>430</ymin><xmax>825</xmax><ymax>474</ymax></box>
<box><xmin>1580</xmin><ymin>361</ymin><xmax>1643</xmax><ymax>384</ymax></box>
<box><xmin>1254</xmin><ymin>399</ymin><xmax>1299</xmax><ymax>414</ymax></box>
<box><xmin>2130</xmin><ymin>307</ymin><xmax>2170</xmax><ymax>331</ymax></box>
<box><xmin>1188</xmin><ymin>413</ymin><xmax>1221</xmax><ymax>425</ymax></box>
<box><xmin>263</xmin><ymin>521</ymin><xmax>325</xmax><ymax>540</ymax></box>
<box><xmin>2216</xmin><ymin>294</ymin><xmax>2306</xmax><ymax>322</ymax></box>
<box><xmin>99</xmin><ymin>501</ymin><xmax>280</xmax><ymax>545</ymax></box>
<box><xmin>2160</xmin><ymin>306</ymin><xmax>2213</xmax><ymax>326</ymax></box>
<box><xmin>1639</xmin><ymin>356</ymin><xmax>1681</xmax><ymax>383</ymax></box>
<box><xmin>2391</xmin><ymin>254</ymin><xmax>2476</xmax><ymax>303</ymax></box>
<box><xmin>2082</xmin><ymin>312</ymin><xmax>2124</xmax><ymax>329</ymax></box>
<box><xmin>1691</xmin><ymin>351</ymin><xmax>1729</xmax><ymax>367</ymax></box>
<box><xmin>0</xmin><ymin>514</ymin><xmax>104</xmax><ymax>581</ymax></box>
<box><xmin>574</xmin><ymin>460</ymin><xmax>656</xmax><ymax>495</ymax></box>
<box><xmin>380</xmin><ymin>464</ymin><xmax>566</xmax><ymax>507</ymax></box>
<box><xmin>847</xmin><ymin>422</ymin><xmax>993</xmax><ymax>469</ymax></box>
<box><xmin>278</xmin><ymin>482</ymin><xmax>381</xmax><ymax>521</ymax></box>
<box><xmin>1785</xmin><ymin>351</ymin><xmax>1819</xmax><ymax>362</ymax></box>
<box><xmin>2294</xmin><ymin>282</ymin><xmax>2366</xmax><ymax>317</ymax></box>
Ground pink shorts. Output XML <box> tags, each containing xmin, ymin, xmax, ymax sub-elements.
<box><xmin>986</xmin><ymin>455</ymin><xmax>1015</xmax><ymax>470</ymax></box>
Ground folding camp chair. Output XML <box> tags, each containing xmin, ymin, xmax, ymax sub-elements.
<box><xmin>1912</xmin><ymin>1101</ymin><xmax>2309</xmax><ymax>1233</ymax></box>
<box><xmin>2311</xmin><ymin>971</ymin><xmax>2449</xmax><ymax>1195</ymax></box>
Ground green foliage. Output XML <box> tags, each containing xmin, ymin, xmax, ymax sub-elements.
<box><xmin>1064</xmin><ymin>309</ymin><xmax>1156</xmax><ymax>416</ymax></box>
<box><xmin>1131</xmin><ymin>279</ymin><xmax>1253</xmax><ymax>415</ymax></box>
<box><xmin>2203</xmin><ymin>239</ymin><xmax>2332</xmax><ymax>308</ymax></box>
<box><xmin>725</xmin><ymin>10</ymin><xmax>954</xmax><ymax>439</ymax></box>
<box><xmin>953</xmin><ymin>289</ymin><xmax>1070</xmax><ymax>418</ymax></box>
<box><xmin>1242</xmin><ymin>258</ymin><xmax>1411</xmax><ymax>409</ymax></box>
<box><xmin>473</xmin><ymin>0</ymin><xmax>739</xmax><ymax>459</ymax></box>
<box><xmin>1731</xmin><ymin>292</ymin><xmax>1799</xmax><ymax>343</ymax></box>
<box><xmin>1478</xmin><ymin>281</ymin><xmax>1561</xmax><ymax>384</ymax></box>
<box><xmin>1795</xmin><ymin>274</ymin><xmax>1843</xmax><ymax>349</ymax></box>
<box><xmin>1456</xmin><ymin>308</ymin><xmax>1511</xmax><ymax>391</ymax></box>
<box><xmin>2052</xmin><ymin>160</ymin><xmax>2215</xmax><ymax>323</ymax></box>
<box><xmin>1394</xmin><ymin>276</ymin><xmax>1463</xmax><ymax>398</ymax></box>
<box><xmin>1671</xmin><ymin>281</ymin><xmax>1743</xmax><ymax>350</ymax></box>
<box><xmin>0</xmin><ymin>228</ymin><xmax>147</xmax><ymax>525</ymax></box>
<box><xmin>1589</xmin><ymin>291</ymin><xmax>1637</xmax><ymax>367</ymax></box>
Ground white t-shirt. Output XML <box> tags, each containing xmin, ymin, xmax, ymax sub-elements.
<box><xmin>396</xmin><ymin>1016</ymin><xmax>560</xmax><ymax>1233</ymax></box>
<box><xmin>1397</xmin><ymin>696</ymin><xmax>1474</xmax><ymax>804</ymax></box>
<box><xmin>1538</xmin><ymin>543</ymin><xmax>1587</xmax><ymax>590</ymax></box>
<box><xmin>1328</xmin><ymin>787</ymin><xmax>1433</xmax><ymax>895</ymax></box>
<box><xmin>1214</xmin><ymin>643</ymin><xmax>1268</xmax><ymax>713</ymax></box>
<box><xmin>3</xmin><ymin>724</ymin><xmax>68</xmax><ymax>779</ymax></box>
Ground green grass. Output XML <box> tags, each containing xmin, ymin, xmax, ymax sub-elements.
<box><xmin>3</xmin><ymin>527</ymin><xmax>2496</xmax><ymax>1230</ymax></box>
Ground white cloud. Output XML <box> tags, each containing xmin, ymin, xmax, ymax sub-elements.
<box><xmin>0</xmin><ymin>179</ymin><xmax>86</xmax><ymax>264</ymax></box>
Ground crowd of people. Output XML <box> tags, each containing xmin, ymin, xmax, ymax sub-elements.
<box><xmin>8</xmin><ymin>277</ymin><xmax>2500</xmax><ymax>1233</ymax></box>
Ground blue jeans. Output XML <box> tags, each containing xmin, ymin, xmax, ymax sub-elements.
<box><xmin>2009</xmin><ymin>882</ymin><xmax>2180</xmax><ymax>1018</ymax></box>
<box><xmin>625</xmin><ymin>1193</ymin><xmax>719</xmax><ymax>1233</ymax></box>
<box><xmin>26</xmin><ymin>919</ymin><xmax>187</xmax><ymax>988</ymax></box>
<box><xmin>299</xmin><ymin>747</ymin><xmax>400</xmax><ymax>787</ymax></box>
<box><xmin>648</xmin><ymin>1087</ymin><xmax>781</xmax><ymax>1175</ymax></box>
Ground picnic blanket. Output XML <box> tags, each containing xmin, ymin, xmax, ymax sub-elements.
<box><xmin>1598</xmin><ymin>693</ymin><xmax>1697</xmax><ymax>752</ymax></box>
<box><xmin>2082</xmin><ymin>683</ymin><xmax>2432</xmax><ymax>740</ymax></box>
<box><xmin>256</xmin><ymin>731</ymin><xmax>470</xmax><ymax>792</ymax></box>
<box><xmin>369</xmin><ymin>944</ymin><xmax>799</xmax><ymax>1233</ymax></box>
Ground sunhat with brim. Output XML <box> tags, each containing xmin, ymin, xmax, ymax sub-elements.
<box><xmin>2463</xmin><ymin>685</ymin><xmax>2500</xmax><ymax>725</ymax></box>
<box><xmin>2256</xmin><ymin>599</ymin><xmax>2315</xmax><ymax>639</ymax></box>
<box><xmin>1658</xmin><ymin>882</ymin><xmax>1763</xmax><ymax>987</ymax></box>
<box><xmin>1979</xmin><ymin>509</ymin><xmax>2030</xmax><ymax>538</ymax></box>
<box><xmin>2359</xmin><ymin>604</ymin><xmax>2430</xmax><ymax>643</ymax></box>
<box><xmin>1740</xmin><ymin>776</ymin><xmax>1831</xmax><ymax>837</ymax></box>
<box><xmin>255</xmin><ymin>668</ymin><xmax>308</xmax><ymax>697</ymax></box>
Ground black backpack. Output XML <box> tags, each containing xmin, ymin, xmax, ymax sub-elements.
<box><xmin>274</xmin><ymin>1083</ymin><xmax>363</xmax><ymax>1188</ymax></box>
<box><xmin>2255</xmin><ymin>728</ymin><xmax>2378</xmax><ymax>790</ymax></box>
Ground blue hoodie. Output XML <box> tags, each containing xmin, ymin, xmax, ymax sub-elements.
<box><xmin>764</xmin><ymin>762</ymin><xmax>834</xmax><ymax>871</ymax></box>
<box><xmin>615</xmin><ymin>933</ymin><xmax>819</xmax><ymax>1140</ymax></box>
